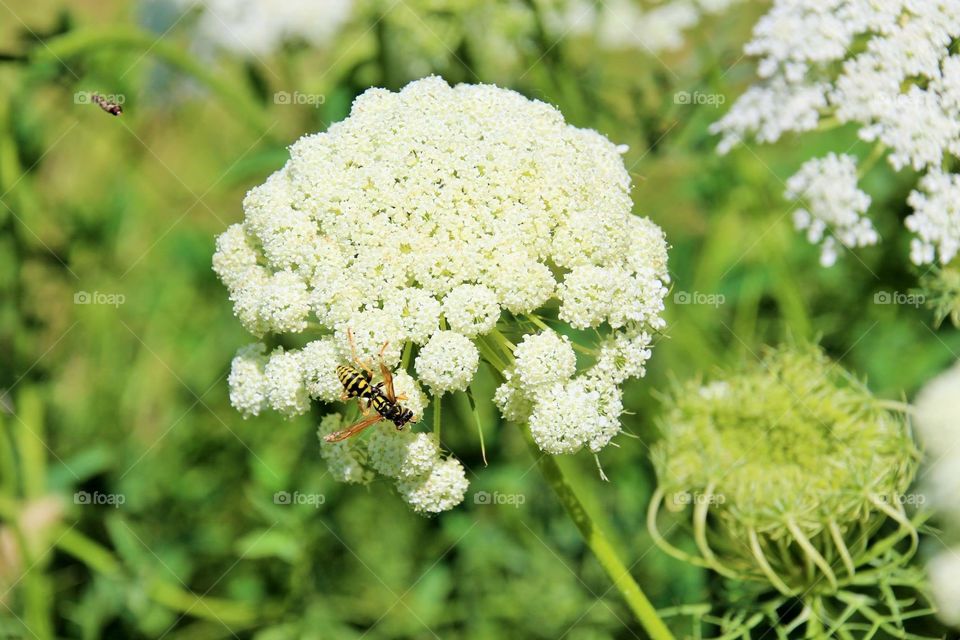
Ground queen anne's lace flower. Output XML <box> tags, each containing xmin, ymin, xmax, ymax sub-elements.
<box><xmin>216</xmin><ymin>77</ymin><xmax>669</xmax><ymax>511</ymax></box>
<box><xmin>786</xmin><ymin>153</ymin><xmax>876</xmax><ymax>267</ymax></box>
<box><xmin>712</xmin><ymin>1</ymin><xmax>960</xmax><ymax>268</ymax></box>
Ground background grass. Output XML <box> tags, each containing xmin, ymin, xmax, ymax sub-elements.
<box><xmin>1</xmin><ymin>1</ymin><xmax>956</xmax><ymax>638</ymax></box>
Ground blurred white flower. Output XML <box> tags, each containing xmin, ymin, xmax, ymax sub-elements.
<box><xmin>176</xmin><ymin>0</ymin><xmax>353</xmax><ymax>57</ymax></box>
<box><xmin>928</xmin><ymin>546</ymin><xmax>960</xmax><ymax>628</ymax></box>
<box><xmin>786</xmin><ymin>153</ymin><xmax>876</xmax><ymax>267</ymax></box>
<box><xmin>913</xmin><ymin>359</ymin><xmax>960</xmax><ymax>524</ymax></box>
<box><xmin>713</xmin><ymin>1</ymin><xmax>960</xmax><ymax>267</ymax></box>
<box><xmin>552</xmin><ymin>0</ymin><xmax>745</xmax><ymax>54</ymax></box>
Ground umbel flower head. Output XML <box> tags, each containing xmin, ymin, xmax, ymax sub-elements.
<box><xmin>214</xmin><ymin>77</ymin><xmax>669</xmax><ymax>513</ymax></box>
<box><xmin>650</xmin><ymin>345</ymin><xmax>928</xmax><ymax>633</ymax></box>
<box><xmin>711</xmin><ymin>1</ymin><xmax>960</xmax><ymax>269</ymax></box>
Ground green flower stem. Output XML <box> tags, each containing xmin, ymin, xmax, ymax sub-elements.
<box><xmin>465</xmin><ymin>386</ymin><xmax>488</xmax><ymax>466</ymax></box>
<box><xmin>474</xmin><ymin>335</ymin><xmax>509</xmax><ymax>372</ymax></box>
<box><xmin>33</xmin><ymin>28</ymin><xmax>274</xmax><ymax>137</ymax></box>
<box><xmin>433</xmin><ymin>392</ymin><xmax>442</xmax><ymax>439</ymax></box>
<box><xmin>488</xmin><ymin>327</ymin><xmax>516</xmax><ymax>361</ymax></box>
<box><xmin>520</xmin><ymin>428</ymin><xmax>675</xmax><ymax>640</ymax></box>
<box><xmin>858</xmin><ymin>142</ymin><xmax>888</xmax><ymax>179</ymax></box>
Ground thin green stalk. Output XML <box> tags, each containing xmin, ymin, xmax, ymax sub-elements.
<box><xmin>465</xmin><ymin>386</ymin><xmax>487</xmax><ymax>466</ymax></box>
<box><xmin>521</xmin><ymin>428</ymin><xmax>675</xmax><ymax>640</ymax></box>
<box><xmin>488</xmin><ymin>327</ymin><xmax>516</xmax><ymax>362</ymax></box>
<box><xmin>858</xmin><ymin>142</ymin><xmax>888</xmax><ymax>179</ymax></box>
<box><xmin>15</xmin><ymin>387</ymin><xmax>45</xmax><ymax>499</ymax></box>
<box><xmin>433</xmin><ymin>393</ymin><xmax>442</xmax><ymax>439</ymax></box>
<box><xmin>33</xmin><ymin>28</ymin><xmax>274</xmax><ymax>136</ymax></box>
<box><xmin>474</xmin><ymin>335</ymin><xmax>509</xmax><ymax>372</ymax></box>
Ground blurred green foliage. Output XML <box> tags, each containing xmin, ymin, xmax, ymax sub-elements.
<box><xmin>0</xmin><ymin>1</ymin><xmax>954</xmax><ymax>638</ymax></box>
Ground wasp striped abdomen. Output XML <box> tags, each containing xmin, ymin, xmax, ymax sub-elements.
<box><xmin>336</xmin><ymin>365</ymin><xmax>372</xmax><ymax>400</ymax></box>
<box><xmin>325</xmin><ymin>362</ymin><xmax>417</xmax><ymax>443</ymax></box>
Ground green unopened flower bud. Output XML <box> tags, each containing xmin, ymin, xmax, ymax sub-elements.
<box><xmin>650</xmin><ymin>345</ymin><xmax>923</xmax><ymax>608</ymax></box>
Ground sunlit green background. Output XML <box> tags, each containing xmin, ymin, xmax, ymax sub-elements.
<box><xmin>1</xmin><ymin>1</ymin><xmax>956</xmax><ymax>638</ymax></box>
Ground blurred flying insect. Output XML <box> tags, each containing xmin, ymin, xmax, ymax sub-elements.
<box><xmin>91</xmin><ymin>93</ymin><xmax>123</xmax><ymax>116</ymax></box>
<box><xmin>324</xmin><ymin>330</ymin><xmax>416</xmax><ymax>443</ymax></box>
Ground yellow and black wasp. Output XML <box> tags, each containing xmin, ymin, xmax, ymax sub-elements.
<box><xmin>324</xmin><ymin>330</ymin><xmax>416</xmax><ymax>443</ymax></box>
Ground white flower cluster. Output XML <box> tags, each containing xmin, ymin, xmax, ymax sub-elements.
<box><xmin>174</xmin><ymin>0</ymin><xmax>353</xmax><ymax>57</ymax></box>
<box><xmin>785</xmin><ymin>153</ymin><xmax>876</xmax><ymax>266</ymax></box>
<box><xmin>712</xmin><ymin>0</ymin><xmax>960</xmax><ymax>267</ymax></box>
<box><xmin>552</xmin><ymin>0</ymin><xmax>745</xmax><ymax>54</ymax></box>
<box><xmin>913</xmin><ymin>360</ymin><xmax>960</xmax><ymax>628</ymax></box>
<box><xmin>318</xmin><ymin>419</ymin><xmax>469</xmax><ymax>513</ymax></box>
<box><xmin>906</xmin><ymin>171</ymin><xmax>960</xmax><ymax>266</ymax></box>
<box><xmin>216</xmin><ymin>77</ymin><xmax>668</xmax><ymax>507</ymax></box>
<box><xmin>494</xmin><ymin>327</ymin><xmax>654</xmax><ymax>454</ymax></box>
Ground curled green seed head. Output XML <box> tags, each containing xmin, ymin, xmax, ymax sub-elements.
<box><xmin>651</xmin><ymin>345</ymin><xmax>920</xmax><ymax>595</ymax></box>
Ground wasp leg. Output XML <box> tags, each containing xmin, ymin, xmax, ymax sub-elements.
<box><xmin>347</xmin><ymin>327</ymin><xmax>376</xmax><ymax>379</ymax></box>
<box><xmin>324</xmin><ymin>414</ymin><xmax>383</xmax><ymax>443</ymax></box>
<box><xmin>360</xmin><ymin>396</ymin><xmax>375</xmax><ymax>416</ymax></box>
